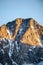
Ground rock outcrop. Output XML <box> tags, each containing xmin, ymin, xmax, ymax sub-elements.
<box><xmin>0</xmin><ymin>18</ymin><xmax>43</xmax><ymax>46</ymax></box>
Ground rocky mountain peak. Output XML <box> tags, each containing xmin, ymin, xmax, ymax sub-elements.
<box><xmin>0</xmin><ymin>18</ymin><xmax>43</xmax><ymax>46</ymax></box>
<box><xmin>0</xmin><ymin>18</ymin><xmax>43</xmax><ymax>65</ymax></box>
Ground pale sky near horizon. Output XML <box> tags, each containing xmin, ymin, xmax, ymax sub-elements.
<box><xmin>0</xmin><ymin>0</ymin><xmax>43</xmax><ymax>26</ymax></box>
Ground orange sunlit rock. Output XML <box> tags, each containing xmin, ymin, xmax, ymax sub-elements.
<box><xmin>20</xmin><ymin>19</ymin><xmax>43</xmax><ymax>46</ymax></box>
<box><xmin>0</xmin><ymin>24</ymin><xmax>11</xmax><ymax>39</ymax></box>
<box><xmin>13</xmin><ymin>18</ymin><xmax>22</xmax><ymax>39</ymax></box>
<box><xmin>0</xmin><ymin>18</ymin><xmax>43</xmax><ymax>46</ymax></box>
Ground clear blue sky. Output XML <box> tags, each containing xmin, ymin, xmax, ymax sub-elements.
<box><xmin>0</xmin><ymin>0</ymin><xmax>43</xmax><ymax>26</ymax></box>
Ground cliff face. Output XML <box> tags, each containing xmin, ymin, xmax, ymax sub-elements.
<box><xmin>0</xmin><ymin>18</ymin><xmax>43</xmax><ymax>46</ymax></box>
<box><xmin>0</xmin><ymin>18</ymin><xmax>43</xmax><ymax>65</ymax></box>
<box><xmin>0</xmin><ymin>24</ymin><xmax>11</xmax><ymax>39</ymax></box>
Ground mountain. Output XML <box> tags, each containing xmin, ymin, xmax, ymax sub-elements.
<box><xmin>0</xmin><ymin>18</ymin><xmax>43</xmax><ymax>65</ymax></box>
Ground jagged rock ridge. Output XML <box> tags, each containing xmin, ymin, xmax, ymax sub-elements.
<box><xmin>0</xmin><ymin>18</ymin><xmax>43</xmax><ymax>65</ymax></box>
<box><xmin>0</xmin><ymin>18</ymin><xmax>43</xmax><ymax>46</ymax></box>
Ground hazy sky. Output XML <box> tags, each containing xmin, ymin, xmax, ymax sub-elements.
<box><xmin>0</xmin><ymin>0</ymin><xmax>43</xmax><ymax>26</ymax></box>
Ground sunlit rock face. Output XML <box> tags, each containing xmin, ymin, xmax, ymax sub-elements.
<box><xmin>0</xmin><ymin>18</ymin><xmax>43</xmax><ymax>65</ymax></box>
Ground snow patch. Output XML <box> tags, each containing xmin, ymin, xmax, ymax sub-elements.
<box><xmin>8</xmin><ymin>40</ymin><xmax>14</xmax><ymax>57</ymax></box>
